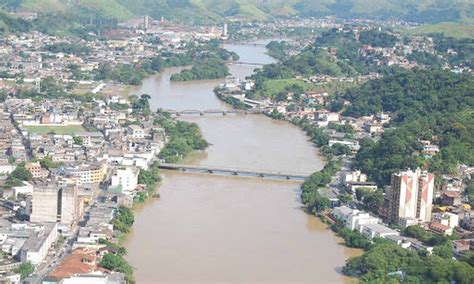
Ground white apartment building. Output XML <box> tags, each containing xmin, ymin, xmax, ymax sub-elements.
<box><xmin>332</xmin><ymin>206</ymin><xmax>380</xmax><ymax>230</ymax></box>
<box><xmin>127</xmin><ymin>125</ymin><xmax>145</xmax><ymax>139</ymax></box>
<box><xmin>19</xmin><ymin>222</ymin><xmax>58</xmax><ymax>265</ymax></box>
<box><xmin>110</xmin><ymin>167</ymin><xmax>139</xmax><ymax>195</ymax></box>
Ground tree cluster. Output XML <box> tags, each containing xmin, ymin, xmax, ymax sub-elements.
<box><xmin>170</xmin><ymin>57</ymin><xmax>230</xmax><ymax>81</ymax></box>
<box><xmin>359</xmin><ymin>30</ymin><xmax>398</xmax><ymax>48</ymax></box>
<box><xmin>347</xmin><ymin>69</ymin><xmax>474</xmax><ymax>184</ymax></box>
<box><xmin>112</xmin><ymin>206</ymin><xmax>134</xmax><ymax>233</ymax></box>
<box><xmin>266</xmin><ymin>40</ymin><xmax>291</xmax><ymax>61</ymax></box>
<box><xmin>135</xmin><ymin>161</ymin><xmax>161</xmax><ymax>203</ymax></box>
<box><xmin>45</xmin><ymin>42</ymin><xmax>91</xmax><ymax>56</ymax></box>
<box><xmin>343</xmin><ymin>241</ymin><xmax>474</xmax><ymax>283</ymax></box>
<box><xmin>155</xmin><ymin>112</ymin><xmax>209</xmax><ymax>163</ymax></box>
<box><xmin>331</xmin><ymin>222</ymin><xmax>371</xmax><ymax>249</ymax></box>
<box><xmin>301</xmin><ymin>160</ymin><xmax>341</xmax><ymax>214</ymax></box>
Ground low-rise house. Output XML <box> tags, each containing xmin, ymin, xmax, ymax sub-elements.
<box><xmin>399</xmin><ymin>217</ymin><xmax>420</xmax><ymax>228</ymax></box>
<box><xmin>45</xmin><ymin>248</ymin><xmax>99</xmax><ymax>282</ymax></box>
<box><xmin>76</xmin><ymin>132</ymin><xmax>104</xmax><ymax>148</ymax></box>
<box><xmin>452</xmin><ymin>239</ymin><xmax>471</xmax><ymax>257</ymax></box>
<box><xmin>328</xmin><ymin>139</ymin><xmax>360</xmax><ymax>152</ymax></box>
<box><xmin>318</xmin><ymin>187</ymin><xmax>340</xmax><ymax>208</ymax></box>
<box><xmin>347</xmin><ymin>181</ymin><xmax>377</xmax><ymax>194</ymax></box>
<box><xmin>428</xmin><ymin>222</ymin><xmax>453</xmax><ymax>236</ymax></box>
<box><xmin>332</xmin><ymin>206</ymin><xmax>380</xmax><ymax>230</ymax></box>
<box><xmin>343</xmin><ymin>170</ymin><xmax>367</xmax><ymax>185</ymax></box>
<box><xmin>12</xmin><ymin>182</ymin><xmax>33</xmax><ymax>198</ymax></box>
<box><xmin>441</xmin><ymin>191</ymin><xmax>462</xmax><ymax>206</ymax></box>
<box><xmin>460</xmin><ymin>210</ymin><xmax>474</xmax><ymax>230</ymax></box>
<box><xmin>49</xmin><ymin>271</ymin><xmax>126</xmax><ymax>284</ymax></box>
<box><xmin>0</xmin><ymin>273</ymin><xmax>21</xmax><ymax>284</ymax></box>
<box><xmin>385</xmin><ymin>235</ymin><xmax>412</xmax><ymax>249</ymax></box>
<box><xmin>422</xmin><ymin>144</ymin><xmax>440</xmax><ymax>156</ymax></box>
<box><xmin>360</xmin><ymin>223</ymin><xmax>400</xmax><ymax>239</ymax></box>
<box><xmin>432</xmin><ymin>212</ymin><xmax>459</xmax><ymax>229</ymax></box>
<box><xmin>127</xmin><ymin>125</ymin><xmax>145</xmax><ymax>139</ymax></box>
<box><xmin>364</xmin><ymin>122</ymin><xmax>383</xmax><ymax>134</ymax></box>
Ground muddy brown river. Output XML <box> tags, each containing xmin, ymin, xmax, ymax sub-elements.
<box><xmin>125</xmin><ymin>41</ymin><xmax>362</xmax><ymax>283</ymax></box>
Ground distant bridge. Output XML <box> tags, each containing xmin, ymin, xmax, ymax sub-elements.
<box><xmin>162</xmin><ymin>109</ymin><xmax>259</xmax><ymax>116</ymax></box>
<box><xmin>228</xmin><ymin>61</ymin><xmax>266</xmax><ymax>67</ymax></box>
<box><xmin>226</xmin><ymin>42</ymin><xmax>267</xmax><ymax>47</ymax></box>
<box><xmin>158</xmin><ymin>163</ymin><xmax>310</xmax><ymax>181</ymax></box>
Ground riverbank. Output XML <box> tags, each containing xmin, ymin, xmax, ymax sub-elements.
<box><xmin>114</xmin><ymin>112</ymin><xmax>209</xmax><ymax>282</ymax></box>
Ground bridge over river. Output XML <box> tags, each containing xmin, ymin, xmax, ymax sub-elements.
<box><xmin>159</xmin><ymin>163</ymin><xmax>311</xmax><ymax>181</ymax></box>
<box><xmin>162</xmin><ymin>109</ymin><xmax>259</xmax><ymax>116</ymax></box>
<box><xmin>227</xmin><ymin>61</ymin><xmax>265</xmax><ymax>67</ymax></box>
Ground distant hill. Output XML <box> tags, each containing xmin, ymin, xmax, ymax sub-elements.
<box><xmin>1</xmin><ymin>0</ymin><xmax>473</xmax><ymax>24</ymax></box>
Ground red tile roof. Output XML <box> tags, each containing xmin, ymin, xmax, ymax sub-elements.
<box><xmin>429</xmin><ymin>222</ymin><xmax>451</xmax><ymax>231</ymax></box>
<box><xmin>443</xmin><ymin>191</ymin><xmax>461</xmax><ymax>198</ymax></box>
<box><xmin>48</xmin><ymin>249</ymin><xmax>98</xmax><ymax>281</ymax></box>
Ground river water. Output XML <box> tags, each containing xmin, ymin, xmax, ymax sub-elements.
<box><xmin>125</xmin><ymin>42</ymin><xmax>362</xmax><ymax>283</ymax></box>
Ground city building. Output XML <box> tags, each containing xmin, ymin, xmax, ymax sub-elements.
<box><xmin>127</xmin><ymin>125</ymin><xmax>145</xmax><ymax>139</ymax></box>
<box><xmin>110</xmin><ymin>167</ymin><xmax>139</xmax><ymax>195</ymax></box>
<box><xmin>432</xmin><ymin>212</ymin><xmax>459</xmax><ymax>229</ymax></box>
<box><xmin>223</xmin><ymin>23</ymin><xmax>228</xmax><ymax>37</ymax></box>
<box><xmin>343</xmin><ymin>170</ymin><xmax>367</xmax><ymax>185</ymax></box>
<box><xmin>144</xmin><ymin>15</ymin><xmax>150</xmax><ymax>30</ymax></box>
<box><xmin>387</xmin><ymin>168</ymin><xmax>434</xmax><ymax>223</ymax></box>
<box><xmin>452</xmin><ymin>239</ymin><xmax>471</xmax><ymax>257</ymax></box>
<box><xmin>428</xmin><ymin>222</ymin><xmax>453</xmax><ymax>236</ymax></box>
<box><xmin>25</xmin><ymin>162</ymin><xmax>49</xmax><ymax>179</ymax></box>
<box><xmin>12</xmin><ymin>181</ymin><xmax>33</xmax><ymax>198</ymax></box>
<box><xmin>332</xmin><ymin>206</ymin><xmax>379</xmax><ymax>230</ymax></box>
<box><xmin>63</xmin><ymin>163</ymin><xmax>107</xmax><ymax>185</ymax></box>
<box><xmin>346</xmin><ymin>181</ymin><xmax>377</xmax><ymax>194</ymax></box>
<box><xmin>19</xmin><ymin>222</ymin><xmax>58</xmax><ymax>265</ymax></box>
<box><xmin>28</xmin><ymin>180</ymin><xmax>82</xmax><ymax>225</ymax></box>
<box><xmin>441</xmin><ymin>191</ymin><xmax>462</xmax><ymax>206</ymax></box>
<box><xmin>360</xmin><ymin>223</ymin><xmax>400</xmax><ymax>239</ymax></box>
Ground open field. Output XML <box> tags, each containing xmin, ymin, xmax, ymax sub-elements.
<box><xmin>261</xmin><ymin>79</ymin><xmax>314</xmax><ymax>97</ymax></box>
<box><xmin>24</xmin><ymin>125</ymin><xmax>86</xmax><ymax>135</ymax></box>
<box><xmin>405</xmin><ymin>22</ymin><xmax>474</xmax><ymax>39</ymax></box>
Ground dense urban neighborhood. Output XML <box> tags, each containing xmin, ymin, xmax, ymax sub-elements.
<box><xmin>0</xmin><ymin>1</ymin><xmax>472</xmax><ymax>283</ymax></box>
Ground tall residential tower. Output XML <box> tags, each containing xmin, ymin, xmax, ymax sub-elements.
<box><xmin>387</xmin><ymin>168</ymin><xmax>434</xmax><ymax>224</ymax></box>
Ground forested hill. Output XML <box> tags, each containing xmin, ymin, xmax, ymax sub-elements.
<box><xmin>1</xmin><ymin>0</ymin><xmax>473</xmax><ymax>24</ymax></box>
<box><xmin>346</xmin><ymin>69</ymin><xmax>474</xmax><ymax>185</ymax></box>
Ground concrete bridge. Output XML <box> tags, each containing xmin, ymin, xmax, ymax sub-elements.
<box><xmin>227</xmin><ymin>42</ymin><xmax>267</xmax><ymax>47</ymax></box>
<box><xmin>228</xmin><ymin>61</ymin><xmax>265</xmax><ymax>67</ymax></box>
<box><xmin>158</xmin><ymin>163</ymin><xmax>310</xmax><ymax>181</ymax></box>
<box><xmin>163</xmin><ymin>109</ymin><xmax>258</xmax><ymax>116</ymax></box>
